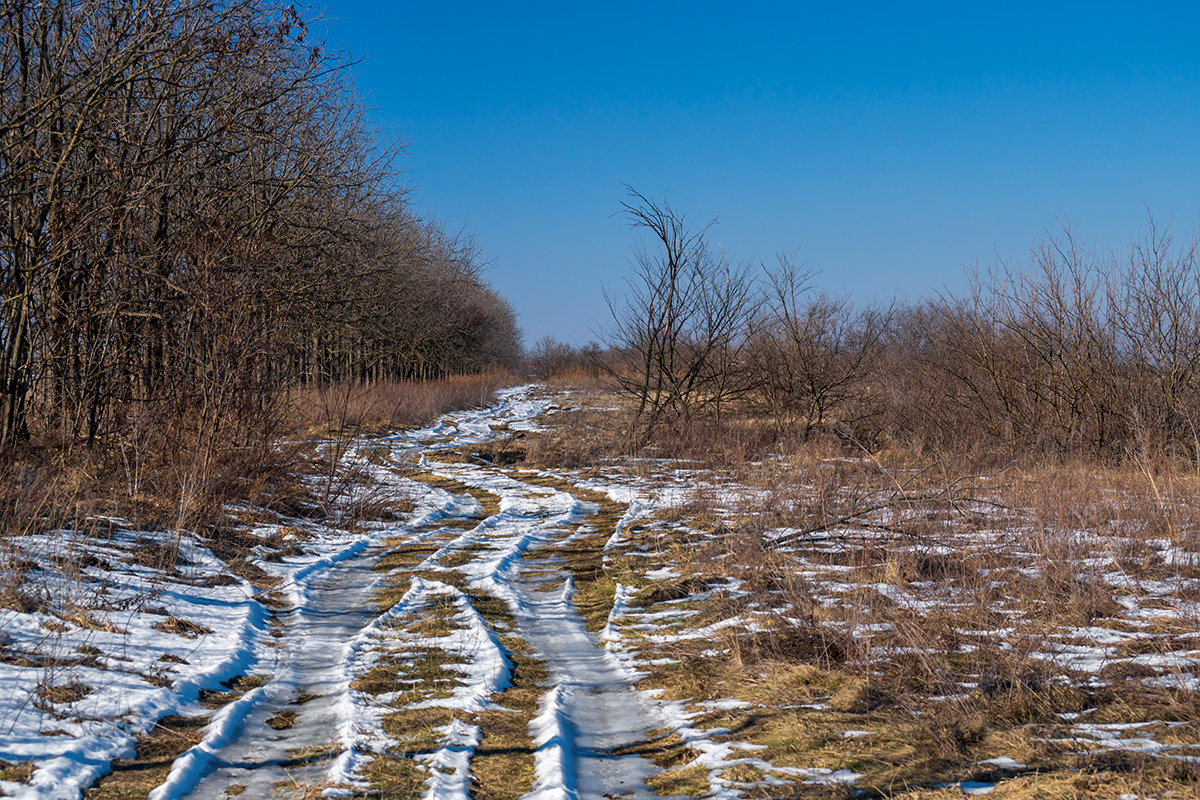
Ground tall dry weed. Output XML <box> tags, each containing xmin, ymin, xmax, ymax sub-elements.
<box><xmin>287</xmin><ymin>373</ymin><xmax>515</xmax><ymax>438</ymax></box>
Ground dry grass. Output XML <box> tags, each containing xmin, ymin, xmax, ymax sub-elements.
<box><xmin>84</xmin><ymin>714</ymin><xmax>209</xmax><ymax>799</ymax></box>
<box><xmin>197</xmin><ymin>674</ymin><xmax>270</xmax><ymax>709</ymax></box>
<box><xmin>646</xmin><ymin>763</ymin><xmax>710</xmax><ymax>796</ymax></box>
<box><xmin>151</xmin><ymin>615</ymin><xmax>214</xmax><ymax>638</ymax></box>
<box><xmin>717</xmin><ymin>453</ymin><xmax>1200</xmax><ymax>719</ymax></box>
<box><xmin>469</xmin><ymin>637</ymin><xmax>546</xmax><ymax>800</ymax></box>
<box><xmin>508</xmin><ymin>469</ymin><xmax>626</xmax><ymax>631</ymax></box>
<box><xmin>521</xmin><ymin>393</ymin><xmax>637</xmax><ymax>470</ymax></box>
<box><xmin>265</xmin><ymin>710</ymin><xmax>297</xmax><ymax>730</ymax></box>
<box><xmin>0</xmin><ymin>373</ymin><xmax>515</xmax><ymax>582</ymax></box>
<box><xmin>35</xmin><ymin>681</ymin><xmax>91</xmax><ymax>705</ymax></box>
<box><xmin>287</xmin><ymin>372</ymin><xmax>517</xmax><ymax>438</ymax></box>
<box><xmin>533</xmin><ymin>365</ymin><xmax>612</xmax><ymax>390</ymax></box>
<box><xmin>522</xmin><ymin>387</ymin><xmax>1200</xmax><ymax>797</ymax></box>
<box><xmin>354</xmin><ymin>525</ymin><xmax>549</xmax><ymax>800</ymax></box>
<box><xmin>0</xmin><ymin>759</ymin><xmax>34</xmax><ymax>785</ymax></box>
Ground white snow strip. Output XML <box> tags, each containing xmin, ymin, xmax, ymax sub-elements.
<box><xmin>330</xmin><ymin>576</ymin><xmax>510</xmax><ymax>789</ymax></box>
<box><xmin>525</xmin><ymin>685</ymin><xmax>579</xmax><ymax>800</ymax></box>
<box><xmin>0</xmin><ymin>527</ymin><xmax>271</xmax><ymax>800</ymax></box>
<box><xmin>601</xmin><ymin>583</ymin><xmax>635</xmax><ymax>642</ymax></box>
<box><xmin>147</xmin><ymin>684</ymin><xmax>271</xmax><ymax>800</ymax></box>
<box><xmin>419</xmin><ymin>719</ymin><xmax>482</xmax><ymax>800</ymax></box>
<box><xmin>604</xmin><ymin>500</ymin><xmax>650</xmax><ymax>551</ymax></box>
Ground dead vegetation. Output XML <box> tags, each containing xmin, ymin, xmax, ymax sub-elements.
<box><xmin>478</xmin><ymin>190</ymin><xmax>1200</xmax><ymax>795</ymax></box>
<box><xmin>347</xmin><ymin>532</ymin><xmax>549</xmax><ymax>800</ymax></box>
<box><xmin>0</xmin><ymin>372</ymin><xmax>511</xmax><ymax>799</ymax></box>
<box><xmin>287</xmin><ymin>373</ymin><xmax>518</xmax><ymax>439</ymax></box>
<box><xmin>84</xmin><ymin>714</ymin><xmax>209</xmax><ymax>800</ymax></box>
<box><xmin>517</xmin><ymin>377</ymin><xmax>1200</xmax><ymax>797</ymax></box>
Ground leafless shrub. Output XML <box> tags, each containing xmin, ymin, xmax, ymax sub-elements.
<box><xmin>606</xmin><ymin>188</ymin><xmax>759</xmax><ymax>439</ymax></box>
<box><xmin>528</xmin><ymin>338</ymin><xmax>579</xmax><ymax>380</ymax></box>
<box><xmin>747</xmin><ymin>255</ymin><xmax>890</xmax><ymax>441</ymax></box>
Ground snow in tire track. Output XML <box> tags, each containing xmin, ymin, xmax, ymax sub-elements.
<box><xmin>405</xmin><ymin>414</ymin><xmax>671</xmax><ymax>799</ymax></box>
<box><xmin>149</xmin><ymin>449</ymin><xmax>490</xmax><ymax>798</ymax></box>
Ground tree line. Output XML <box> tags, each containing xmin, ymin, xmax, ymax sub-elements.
<box><xmin>605</xmin><ymin>189</ymin><xmax>1200</xmax><ymax>463</ymax></box>
<box><xmin>0</xmin><ymin>0</ymin><xmax>520</xmax><ymax>461</ymax></box>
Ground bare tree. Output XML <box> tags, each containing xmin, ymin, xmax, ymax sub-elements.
<box><xmin>749</xmin><ymin>255</ymin><xmax>889</xmax><ymax>440</ymax></box>
<box><xmin>529</xmin><ymin>337</ymin><xmax>576</xmax><ymax>379</ymax></box>
<box><xmin>0</xmin><ymin>0</ymin><xmax>523</xmax><ymax>527</ymax></box>
<box><xmin>605</xmin><ymin>188</ymin><xmax>757</xmax><ymax>436</ymax></box>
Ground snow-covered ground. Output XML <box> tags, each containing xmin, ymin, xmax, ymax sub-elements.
<box><xmin>3</xmin><ymin>384</ymin><xmax>1199</xmax><ymax>799</ymax></box>
<box><xmin>0</xmin><ymin>523</ymin><xmax>269</xmax><ymax>799</ymax></box>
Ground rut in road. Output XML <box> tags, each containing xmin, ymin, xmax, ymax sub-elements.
<box><xmin>161</xmin><ymin>549</ymin><xmax>387</xmax><ymax>800</ymax></box>
<box><xmin>413</xmin><ymin>458</ymin><xmax>667</xmax><ymax>800</ymax></box>
<box><xmin>150</xmin><ymin>387</ymin><xmax>675</xmax><ymax>800</ymax></box>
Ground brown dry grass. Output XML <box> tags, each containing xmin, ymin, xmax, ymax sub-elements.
<box><xmin>0</xmin><ymin>759</ymin><xmax>34</xmax><ymax>785</ymax></box>
<box><xmin>0</xmin><ymin>371</ymin><xmax>514</xmax><ymax>675</ymax></box>
<box><xmin>265</xmin><ymin>710</ymin><xmax>297</xmax><ymax>730</ymax></box>
<box><xmin>534</xmin><ymin>365</ymin><xmax>612</xmax><ymax>390</ymax></box>
<box><xmin>84</xmin><ymin>714</ymin><xmax>208</xmax><ymax>799</ymax></box>
<box><xmin>528</xmin><ymin>387</ymin><xmax>1200</xmax><ymax>797</ymax></box>
<box><xmin>520</xmin><ymin>393</ymin><xmax>637</xmax><ymax>470</ymax></box>
<box><xmin>151</xmin><ymin>616</ymin><xmax>214</xmax><ymax>638</ymax></box>
<box><xmin>197</xmin><ymin>674</ymin><xmax>270</xmax><ymax>709</ymax></box>
<box><xmin>356</xmin><ymin>527</ymin><xmax>549</xmax><ymax>800</ymax></box>
<box><xmin>469</xmin><ymin>636</ymin><xmax>546</xmax><ymax>800</ymax></box>
<box><xmin>36</xmin><ymin>681</ymin><xmax>91</xmax><ymax>705</ymax></box>
<box><xmin>0</xmin><ymin>374</ymin><xmax>513</xmax><ymax>543</ymax></box>
<box><xmin>286</xmin><ymin>372</ymin><xmax>517</xmax><ymax>438</ymax></box>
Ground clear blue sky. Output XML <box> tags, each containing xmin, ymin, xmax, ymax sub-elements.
<box><xmin>318</xmin><ymin>2</ymin><xmax>1200</xmax><ymax>346</ymax></box>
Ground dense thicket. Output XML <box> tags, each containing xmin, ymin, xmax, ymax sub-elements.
<box><xmin>606</xmin><ymin>191</ymin><xmax>1200</xmax><ymax>464</ymax></box>
<box><xmin>0</xmin><ymin>0</ymin><xmax>520</xmax><ymax>459</ymax></box>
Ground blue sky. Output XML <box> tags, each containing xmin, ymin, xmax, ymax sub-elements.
<box><xmin>319</xmin><ymin>2</ymin><xmax>1200</xmax><ymax>345</ymax></box>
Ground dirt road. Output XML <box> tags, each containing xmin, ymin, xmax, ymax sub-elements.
<box><xmin>153</xmin><ymin>387</ymin><xmax>672</xmax><ymax>800</ymax></box>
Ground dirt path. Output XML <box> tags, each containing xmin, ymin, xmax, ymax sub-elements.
<box><xmin>168</xmin><ymin>549</ymin><xmax>386</xmax><ymax>799</ymax></box>
<box><xmin>151</xmin><ymin>388</ymin><xmax>670</xmax><ymax>800</ymax></box>
<box><xmin>513</xmin><ymin>569</ymin><xmax>662</xmax><ymax>799</ymax></box>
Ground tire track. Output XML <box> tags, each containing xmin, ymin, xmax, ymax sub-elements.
<box><xmin>152</xmin><ymin>386</ymin><xmax>667</xmax><ymax>800</ymax></box>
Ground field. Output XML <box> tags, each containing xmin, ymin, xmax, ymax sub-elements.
<box><xmin>1</xmin><ymin>384</ymin><xmax>1197</xmax><ymax>799</ymax></box>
